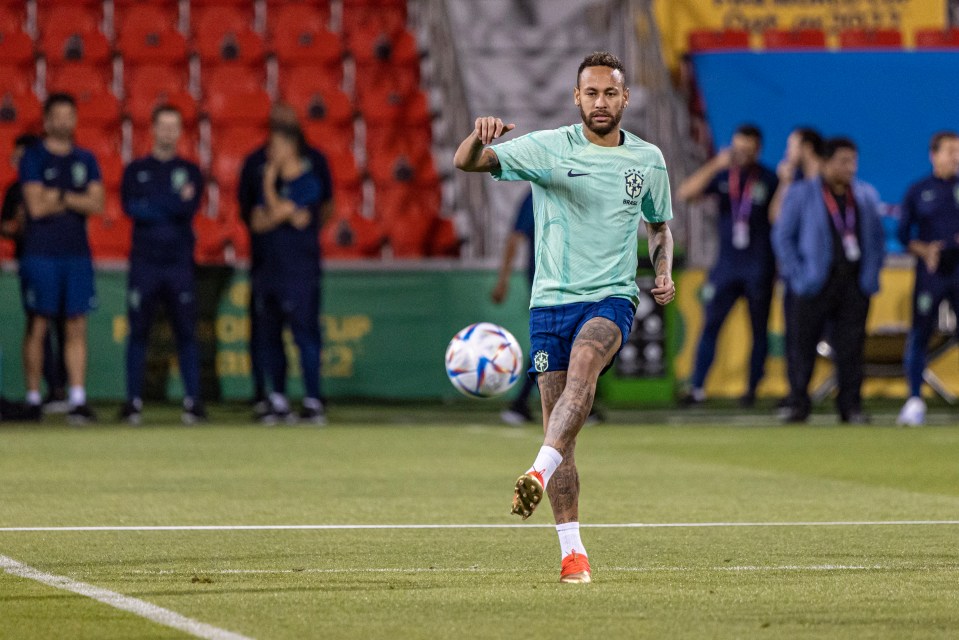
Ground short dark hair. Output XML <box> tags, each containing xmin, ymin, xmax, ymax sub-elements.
<box><xmin>576</xmin><ymin>51</ymin><xmax>626</xmax><ymax>87</ymax></box>
<box><xmin>929</xmin><ymin>130</ymin><xmax>959</xmax><ymax>153</ymax></box>
<box><xmin>734</xmin><ymin>123</ymin><xmax>763</xmax><ymax>145</ymax></box>
<box><xmin>795</xmin><ymin>126</ymin><xmax>824</xmax><ymax>158</ymax></box>
<box><xmin>151</xmin><ymin>104</ymin><xmax>182</xmax><ymax>124</ymax></box>
<box><xmin>823</xmin><ymin>136</ymin><xmax>857</xmax><ymax>160</ymax></box>
<box><xmin>14</xmin><ymin>132</ymin><xmax>40</xmax><ymax>148</ymax></box>
<box><xmin>43</xmin><ymin>92</ymin><xmax>76</xmax><ymax>116</ymax></box>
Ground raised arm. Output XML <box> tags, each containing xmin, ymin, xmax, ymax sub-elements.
<box><xmin>453</xmin><ymin>117</ymin><xmax>515</xmax><ymax>172</ymax></box>
<box><xmin>645</xmin><ymin>220</ymin><xmax>675</xmax><ymax>305</ymax></box>
<box><xmin>676</xmin><ymin>150</ymin><xmax>730</xmax><ymax>203</ymax></box>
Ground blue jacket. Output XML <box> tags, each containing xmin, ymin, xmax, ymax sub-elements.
<box><xmin>772</xmin><ymin>176</ymin><xmax>886</xmax><ymax>297</ymax></box>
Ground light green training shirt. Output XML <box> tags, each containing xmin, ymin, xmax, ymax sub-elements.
<box><xmin>491</xmin><ymin>123</ymin><xmax>672</xmax><ymax>308</ymax></box>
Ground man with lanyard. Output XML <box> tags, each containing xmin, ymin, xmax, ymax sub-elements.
<box><xmin>454</xmin><ymin>52</ymin><xmax>676</xmax><ymax>583</ymax></box>
<box><xmin>119</xmin><ymin>105</ymin><xmax>206</xmax><ymax>425</ymax></box>
<box><xmin>238</xmin><ymin>104</ymin><xmax>333</xmax><ymax>418</ymax></box>
<box><xmin>19</xmin><ymin>93</ymin><xmax>104</xmax><ymax>424</ymax></box>
<box><xmin>773</xmin><ymin>137</ymin><xmax>885</xmax><ymax>424</ymax></box>
<box><xmin>677</xmin><ymin>124</ymin><xmax>778</xmax><ymax>407</ymax></box>
<box><xmin>249</xmin><ymin>123</ymin><xmax>327</xmax><ymax>424</ymax></box>
<box><xmin>896</xmin><ymin>131</ymin><xmax>959</xmax><ymax>426</ymax></box>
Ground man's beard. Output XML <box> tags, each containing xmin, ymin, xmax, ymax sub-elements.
<box><xmin>580</xmin><ymin>106</ymin><xmax>623</xmax><ymax>136</ymax></box>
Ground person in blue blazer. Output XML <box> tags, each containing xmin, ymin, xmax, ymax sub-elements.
<box><xmin>772</xmin><ymin>137</ymin><xmax>886</xmax><ymax>424</ymax></box>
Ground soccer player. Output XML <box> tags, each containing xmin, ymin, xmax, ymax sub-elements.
<box><xmin>773</xmin><ymin>137</ymin><xmax>886</xmax><ymax>424</ymax></box>
<box><xmin>896</xmin><ymin>131</ymin><xmax>959</xmax><ymax>426</ymax></box>
<box><xmin>249</xmin><ymin>123</ymin><xmax>327</xmax><ymax>424</ymax></box>
<box><xmin>238</xmin><ymin>104</ymin><xmax>333</xmax><ymax>418</ymax></box>
<box><xmin>454</xmin><ymin>51</ymin><xmax>676</xmax><ymax>583</ymax></box>
<box><xmin>19</xmin><ymin>93</ymin><xmax>103</xmax><ymax>424</ymax></box>
<box><xmin>676</xmin><ymin>125</ymin><xmax>779</xmax><ymax>407</ymax></box>
<box><xmin>119</xmin><ymin>105</ymin><xmax>205</xmax><ymax>425</ymax></box>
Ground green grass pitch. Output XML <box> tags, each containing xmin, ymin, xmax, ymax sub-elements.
<box><xmin>1</xmin><ymin>403</ymin><xmax>958</xmax><ymax>639</ymax></box>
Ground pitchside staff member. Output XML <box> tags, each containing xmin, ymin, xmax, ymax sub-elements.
<box><xmin>773</xmin><ymin>137</ymin><xmax>885</xmax><ymax>424</ymax></box>
<box><xmin>249</xmin><ymin>123</ymin><xmax>328</xmax><ymax>425</ymax></box>
<box><xmin>896</xmin><ymin>131</ymin><xmax>959</xmax><ymax>426</ymax></box>
<box><xmin>677</xmin><ymin>124</ymin><xmax>778</xmax><ymax>407</ymax></box>
<box><xmin>238</xmin><ymin>104</ymin><xmax>333</xmax><ymax>415</ymax></box>
<box><xmin>19</xmin><ymin>93</ymin><xmax>103</xmax><ymax>424</ymax></box>
<box><xmin>119</xmin><ymin>105</ymin><xmax>206</xmax><ymax>425</ymax></box>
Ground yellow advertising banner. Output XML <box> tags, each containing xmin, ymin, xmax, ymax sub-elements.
<box><xmin>654</xmin><ymin>0</ymin><xmax>947</xmax><ymax>68</ymax></box>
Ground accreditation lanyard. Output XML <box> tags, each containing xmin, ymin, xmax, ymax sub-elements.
<box><xmin>727</xmin><ymin>166</ymin><xmax>756</xmax><ymax>225</ymax></box>
<box><xmin>822</xmin><ymin>185</ymin><xmax>861</xmax><ymax>262</ymax></box>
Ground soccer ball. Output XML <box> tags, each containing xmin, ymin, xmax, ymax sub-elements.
<box><xmin>445</xmin><ymin>322</ymin><xmax>524</xmax><ymax>398</ymax></box>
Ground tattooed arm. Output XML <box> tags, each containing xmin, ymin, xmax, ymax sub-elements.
<box><xmin>645</xmin><ymin>220</ymin><xmax>675</xmax><ymax>305</ymax></box>
<box><xmin>453</xmin><ymin>117</ymin><xmax>515</xmax><ymax>172</ymax></box>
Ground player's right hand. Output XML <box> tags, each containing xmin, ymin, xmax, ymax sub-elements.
<box><xmin>474</xmin><ymin>117</ymin><xmax>515</xmax><ymax>145</ymax></box>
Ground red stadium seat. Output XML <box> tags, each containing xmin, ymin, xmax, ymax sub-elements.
<box><xmin>125</xmin><ymin>89</ymin><xmax>197</xmax><ymax>127</ymax></box>
<box><xmin>47</xmin><ymin>63</ymin><xmax>111</xmax><ymax>96</ymax></box>
<box><xmin>266</xmin><ymin>0</ymin><xmax>330</xmax><ymax>24</ymax></box>
<box><xmin>37</xmin><ymin>4</ymin><xmax>102</xmax><ymax>38</ymax></box>
<box><xmin>0</xmin><ymin>5</ymin><xmax>25</xmax><ymax>34</ymax></box>
<box><xmin>283</xmin><ymin>84</ymin><xmax>352</xmax><ymax>129</ymax></box>
<box><xmin>201</xmin><ymin>63</ymin><xmax>264</xmax><ymax>97</ymax></box>
<box><xmin>210</xmin><ymin>129</ymin><xmax>262</xmax><ymax>190</ymax></box>
<box><xmin>88</xmin><ymin>196</ymin><xmax>132</xmax><ymax>261</ymax></box>
<box><xmin>375</xmin><ymin>184</ymin><xmax>440</xmax><ymax>226</ymax></box>
<box><xmin>427</xmin><ymin>217</ymin><xmax>461</xmax><ymax>258</ymax></box>
<box><xmin>0</xmin><ymin>65</ymin><xmax>35</xmax><ymax>96</ymax></box>
<box><xmin>349</xmin><ymin>28</ymin><xmax>419</xmax><ymax>68</ymax></box>
<box><xmin>914</xmin><ymin>29</ymin><xmax>959</xmax><ymax>49</ymax></box>
<box><xmin>278</xmin><ymin>64</ymin><xmax>343</xmax><ymax>104</ymax></box>
<box><xmin>0</xmin><ymin>91</ymin><xmax>42</xmax><ymax>131</ymax></box>
<box><xmin>41</xmin><ymin>30</ymin><xmax>111</xmax><ymax>65</ymax></box>
<box><xmin>191</xmin><ymin>4</ymin><xmax>253</xmax><ymax>39</ymax></box>
<box><xmin>193</xmin><ymin>4</ymin><xmax>264</xmax><ymax>66</ymax></box>
<box><xmin>73</xmin><ymin>126</ymin><xmax>121</xmax><ymax>163</ymax></box>
<box><xmin>115</xmin><ymin>4</ymin><xmax>179</xmax><ymax>38</ymax></box>
<box><xmin>762</xmin><ymin>29</ymin><xmax>826</xmax><ymax>50</ymax></box>
<box><xmin>116</xmin><ymin>10</ymin><xmax>189</xmax><ymax>66</ymax></box>
<box><xmin>321</xmin><ymin>212</ymin><xmax>384</xmax><ymax>259</ymax></box>
<box><xmin>73</xmin><ymin>89</ymin><xmax>121</xmax><ymax>128</ymax></box>
<box><xmin>687</xmin><ymin>29</ymin><xmax>750</xmax><ymax>52</ymax></box>
<box><xmin>353</xmin><ymin>60</ymin><xmax>418</xmax><ymax>101</ymax></box>
<box><xmin>838</xmin><ymin>29</ymin><xmax>902</xmax><ymax>49</ymax></box>
<box><xmin>194</xmin><ymin>196</ymin><xmax>245</xmax><ymax>265</ymax></box>
<box><xmin>0</xmin><ymin>30</ymin><xmax>34</xmax><ymax>69</ymax></box>
<box><xmin>270</xmin><ymin>5</ymin><xmax>342</xmax><ymax>67</ymax></box>
<box><xmin>124</xmin><ymin>64</ymin><xmax>189</xmax><ymax>98</ymax></box>
<box><xmin>382</xmin><ymin>209</ymin><xmax>436</xmax><ymax>258</ymax></box>
<box><xmin>358</xmin><ymin>88</ymin><xmax>430</xmax><ymax>128</ymax></box>
<box><xmin>318</xmin><ymin>146</ymin><xmax>361</xmax><ymax>193</ymax></box>
<box><xmin>342</xmin><ymin>1</ymin><xmax>406</xmax><ymax>42</ymax></box>
<box><xmin>301</xmin><ymin>121</ymin><xmax>353</xmax><ymax>156</ymax></box>
<box><xmin>204</xmin><ymin>89</ymin><xmax>271</xmax><ymax>128</ymax></box>
<box><xmin>367</xmin><ymin>151</ymin><xmax>437</xmax><ymax>190</ymax></box>
<box><xmin>97</xmin><ymin>153</ymin><xmax>122</xmax><ymax>190</ymax></box>
<box><xmin>365</xmin><ymin>123</ymin><xmax>431</xmax><ymax>160</ymax></box>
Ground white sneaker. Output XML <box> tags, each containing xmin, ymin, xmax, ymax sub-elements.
<box><xmin>896</xmin><ymin>397</ymin><xmax>926</xmax><ymax>427</ymax></box>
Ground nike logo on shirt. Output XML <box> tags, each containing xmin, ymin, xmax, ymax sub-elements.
<box><xmin>567</xmin><ymin>170</ymin><xmax>590</xmax><ymax>177</ymax></box>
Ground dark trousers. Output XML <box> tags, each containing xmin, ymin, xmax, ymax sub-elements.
<box><xmin>903</xmin><ymin>269</ymin><xmax>959</xmax><ymax>397</ymax></box>
<box><xmin>788</xmin><ymin>273</ymin><xmax>870</xmax><ymax>418</ymax></box>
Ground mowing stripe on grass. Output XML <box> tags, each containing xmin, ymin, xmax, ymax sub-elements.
<box><xmin>1</xmin><ymin>520</ymin><xmax>958</xmax><ymax>532</ymax></box>
<box><xmin>0</xmin><ymin>555</ymin><xmax>253</xmax><ymax>640</ymax></box>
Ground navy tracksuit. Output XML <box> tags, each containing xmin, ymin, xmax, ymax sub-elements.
<box><xmin>238</xmin><ymin>144</ymin><xmax>332</xmax><ymax>401</ymax></box>
<box><xmin>121</xmin><ymin>155</ymin><xmax>204</xmax><ymax>403</ymax></box>
<box><xmin>691</xmin><ymin>164</ymin><xmax>779</xmax><ymax>394</ymax></box>
<box><xmin>252</xmin><ymin>168</ymin><xmax>325</xmax><ymax>401</ymax></box>
<box><xmin>898</xmin><ymin>174</ymin><xmax>959</xmax><ymax>397</ymax></box>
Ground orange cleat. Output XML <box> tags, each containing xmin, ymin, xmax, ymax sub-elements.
<box><xmin>510</xmin><ymin>469</ymin><xmax>544</xmax><ymax>519</ymax></box>
<box><xmin>560</xmin><ymin>550</ymin><xmax>591</xmax><ymax>584</ymax></box>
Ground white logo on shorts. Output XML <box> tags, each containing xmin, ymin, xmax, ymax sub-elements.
<box><xmin>533</xmin><ymin>350</ymin><xmax>549</xmax><ymax>373</ymax></box>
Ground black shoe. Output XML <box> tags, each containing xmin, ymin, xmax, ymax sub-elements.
<box><xmin>181</xmin><ymin>400</ymin><xmax>207</xmax><ymax>425</ymax></box>
<box><xmin>1</xmin><ymin>400</ymin><xmax>42</xmax><ymax>422</ymax></box>
<box><xmin>119</xmin><ymin>401</ymin><xmax>142</xmax><ymax>426</ymax></box>
<box><xmin>841</xmin><ymin>411</ymin><xmax>871</xmax><ymax>425</ymax></box>
<box><xmin>679</xmin><ymin>393</ymin><xmax>705</xmax><ymax>408</ymax></box>
<box><xmin>67</xmin><ymin>404</ymin><xmax>97</xmax><ymax>425</ymax></box>
<box><xmin>739</xmin><ymin>392</ymin><xmax>756</xmax><ymax>408</ymax></box>
<box><xmin>299</xmin><ymin>402</ymin><xmax>327</xmax><ymax>426</ymax></box>
<box><xmin>781</xmin><ymin>407</ymin><xmax>809</xmax><ymax>424</ymax></box>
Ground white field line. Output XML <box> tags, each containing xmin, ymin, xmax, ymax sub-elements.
<box><xmin>129</xmin><ymin>564</ymin><xmax>897</xmax><ymax>576</ymax></box>
<box><xmin>1</xmin><ymin>520</ymin><xmax>959</xmax><ymax>532</ymax></box>
<box><xmin>0</xmin><ymin>555</ymin><xmax>253</xmax><ymax>640</ymax></box>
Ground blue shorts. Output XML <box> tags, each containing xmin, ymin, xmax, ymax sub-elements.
<box><xmin>19</xmin><ymin>254</ymin><xmax>97</xmax><ymax>318</ymax></box>
<box><xmin>528</xmin><ymin>296</ymin><xmax>636</xmax><ymax>377</ymax></box>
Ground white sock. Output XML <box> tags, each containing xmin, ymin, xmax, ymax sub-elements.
<box><xmin>69</xmin><ymin>386</ymin><xmax>86</xmax><ymax>407</ymax></box>
<box><xmin>26</xmin><ymin>390</ymin><xmax>42</xmax><ymax>406</ymax></box>
<box><xmin>556</xmin><ymin>522</ymin><xmax>587</xmax><ymax>559</ymax></box>
<box><xmin>691</xmin><ymin>387</ymin><xmax>706</xmax><ymax>401</ymax></box>
<box><xmin>527</xmin><ymin>445</ymin><xmax>563</xmax><ymax>488</ymax></box>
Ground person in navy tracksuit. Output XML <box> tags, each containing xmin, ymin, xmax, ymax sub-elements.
<box><xmin>773</xmin><ymin>137</ymin><xmax>886</xmax><ymax>424</ymax></box>
<box><xmin>238</xmin><ymin>104</ymin><xmax>332</xmax><ymax>415</ymax></box>
<box><xmin>249</xmin><ymin>123</ymin><xmax>329</xmax><ymax>424</ymax></box>
<box><xmin>895</xmin><ymin>131</ymin><xmax>959</xmax><ymax>426</ymax></box>
<box><xmin>119</xmin><ymin>105</ymin><xmax>205</xmax><ymax>425</ymax></box>
<box><xmin>677</xmin><ymin>124</ymin><xmax>779</xmax><ymax>407</ymax></box>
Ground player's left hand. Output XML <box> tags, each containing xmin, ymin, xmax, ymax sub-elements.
<box><xmin>651</xmin><ymin>275</ymin><xmax>675</xmax><ymax>305</ymax></box>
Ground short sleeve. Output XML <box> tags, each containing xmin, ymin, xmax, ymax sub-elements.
<box><xmin>84</xmin><ymin>152</ymin><xmax>102</xmax><ymax>183</ymax></box>
<box><xmin>490</xmin><ymin>129</ymin><xmax>568</xmax><ymax>183</ymax></box>
<box><xmin>18</xmin><ymin>146</ymin><xmax>43</xmax><ymax>183</ymax></box>
<box><xmin>640</xmin><ymin>152</ymin><xmax>673</xmax><ymax>224</ymax></box>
